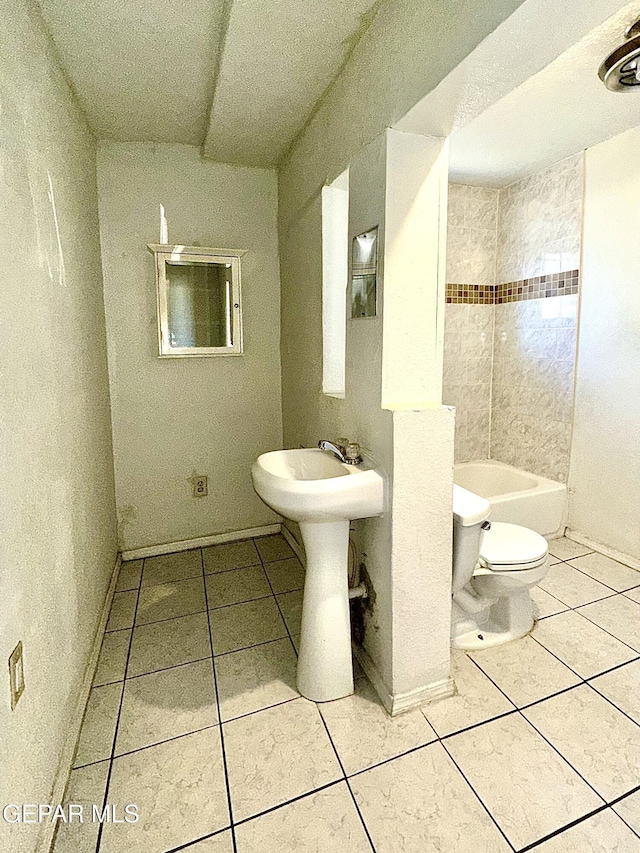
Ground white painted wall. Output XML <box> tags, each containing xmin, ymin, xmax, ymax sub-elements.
<box><xmin>278</xmin><ymin>0</ymin><xmax>528</xmax><ymax>705</ymax></box>
<box><xmin>0</xmin><ymin>2</ymin><xmax>117</xmax><ymax>851</ymax></box>
<box><xmin>97</xmin><ymin>143</ymin><xmax>283</xmax><ymax>551</ymax></box>
<box><xmin>568</xmin><ymin>127</ymin><xmax>640</xmax><ymax>561</ymax></box>
<box><xmin>282</xmin><ymin>128</ymin><xmax>453</xmax><ymax>704</ymax></box>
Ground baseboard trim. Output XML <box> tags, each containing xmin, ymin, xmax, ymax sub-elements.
<box><xmin>352</xmin><ymin>642</ymin><xmax>455</xmax><ymax>716</ymax></box>
<box><xmin>565</xmin><ymin>529</ymin><xmax>640</xmax><ymax>571</ymax></box>
<box><xmin>121</xmin><ymin>524</ymin><xmax>282</xmax><ymax>561</ymax></box>
<box><xmin>39</xmin><ymin>552</ymin><xmax>121</xmax><ymax>853</ymax></box>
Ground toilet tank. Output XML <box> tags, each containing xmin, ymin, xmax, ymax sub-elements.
<box><xmin>452</xmin><ymin>485</ymin><xmax>491</xmax><ymax>593</ymax></box>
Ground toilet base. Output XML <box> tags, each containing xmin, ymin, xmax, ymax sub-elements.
<box><xmin>451</xmin><ymin>589</ymin><xmax>535</xmax><ymax>650</ymax></box>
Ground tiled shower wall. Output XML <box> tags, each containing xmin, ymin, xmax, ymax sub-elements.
<box><xmin>443</xmin><ymin>185</ymin><xmax>498</xmax><ymax>463</ymax></box>
<box><xmin>444</xmin><ymin>154</ymin><xmax>584</xmax><ymax>482</ymax></box>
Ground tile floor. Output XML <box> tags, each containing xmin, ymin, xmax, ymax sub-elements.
<box><xmin>54</xmin><ymin>535</ymin><xmax>640</xmax><ymax>853</ymax></box>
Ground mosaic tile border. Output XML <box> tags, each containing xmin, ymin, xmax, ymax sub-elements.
<box><xmin>446</xmin><ymin>269</ymin><xmax>579</xmax><ymax>305</ymax></box>
<box><xmin>445</xmin><ymin>283</ymin><xmax>495</xmax><ymax>304</ymax></box>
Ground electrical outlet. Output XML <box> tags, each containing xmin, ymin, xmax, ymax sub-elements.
<box><xmin>193</xmin><ymin>476</ymin><xmax>208</xmax><ymax>498</ymax></box>
<box><xmin>9</xmin><ymin>641</ymin><xmax>25</xmax><ymax>710</ymax></box>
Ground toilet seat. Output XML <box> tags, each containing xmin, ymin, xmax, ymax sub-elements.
<box><xmin>479</xmin><ymin>522</ymin><xmax>548</xmax><ymax>572</ymax></box>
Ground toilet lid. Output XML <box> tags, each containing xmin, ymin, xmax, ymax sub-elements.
<box><xmin>479</xmin><ymin>522</ymin><xmax>548</xmax><ymax>570</ymax></box>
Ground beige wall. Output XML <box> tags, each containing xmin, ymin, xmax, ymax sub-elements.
<box><xmin>0</xmin><ymin>2</ymin><xmax>117</xmax><ymax>851</ymax></box>
<box><xmin>568</xmin><ymin>127</ymin><xmax>640</xmax><ymax>560</ymax></box>
<box><xmin>282</xmin><ymin>125</ymin><xmax>454</xmax><ymax>703</ymax></box>
<box><xmin>97</xmin><ymin>143</ymin><xmax>283</xmax><ymax>552</ymax></box>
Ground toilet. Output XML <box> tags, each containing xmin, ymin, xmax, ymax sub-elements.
<box><xmin>451</xmin><ymin>484</ymin><xmax>549</xmax><ymax>650</ymax></box>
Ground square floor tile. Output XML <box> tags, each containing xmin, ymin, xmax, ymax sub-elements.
<box><xmin>106</xmin><ymin>591</ymin><xmax>137</xmax><ymax>632</ymax></box>
<box><xmin>320</xmin><ymin>678</ymin><xmax>436</xmax><ymax>775</ymax></box>
<box><xmin>127</xmin><ymin>612</ymin><xmax>211</xmax><ymax>677</ymax></box>
<box><xmin>534</xmin><ymin>809</ymin><xmax>640</xmax><ymax>852</ymax></box>
<box><xmin>351</xmin><ymin>741</ymin><xmax>511</xmax><ymax>853</ymax></box>
<box><xmin>136</xmin><ymin>576</ymin><xmax>206</xmax><ymax>625</ymax></box>
<box><xmin>591</xmin><ymin>660</ymin><xmax>640</xmax><ymax>724</ymax></box>
<box><xmin>532</xmin><ymin>610</ymin><xmax>637</xmax><ymax>678</ymax></box>
<box><xmin>539</xmin><ymin>563</ymin><xmax>613</xmax><ymax>608</ymax></box>
<box><xmin>209</xmin><ymin>597</ymin><xmax>287</xmax><ymax>655</ymax></box>
<box><xmin>100</xmin><ymin>728</ymin><xmax>229</xmax><ymax>853</ymax></box>
<box><xmin>523</xmin><ymin>684</ymin><xmax>640</xmax><ymax>802</ymax></box>
<box><xmin>255</xmin><ymin>534</ymin><xmax>295</xmax><ymax>563</ymax></box>
<box><xmin>115</xmin><ymin>659</ymin><xmax>218</xmax><ymax>755</ymax></box>
<box><xmin>186</xmin><ymin>832</ymin><xmax>234</xmax><ymax>852</ymax></box>
<box><xmin>142</xmin><ymin>549</ymin><xmax>201</xmax><ymax>587</ymax></box>
<box><xmin>203</xmin><ymin>540</ymin><xmax>260</xmax><ymax>574</ymax></box>
<box><xmin>206</xmin><ymin>565</ymin><xmax>271</xmax><ymax>609</ymax></box>
<box><xmin>422</xmin><ymin>651</ymin><xmax>514</xmax><ymax>737</ymax></box>
<box><xmin>548</xmin><ymin>538</ymin><xmax>593</xmax><ymax>561</ymax></box>
<box><xmin>276</xmin><ymin>590</ymin><xmax>303</xmax><ymax>637</ymax></box>
<box><xmin>235</xmin><ymin>782</ymin><xmax>371</xmax><ymax>853</ymax></box>
<box><xmin>568</xmin><ymin>553</ymin><xmax>640</xmax><ymax>592</ymax></box>
<box><xmin>52</xmin><ymin>761</ymin><xmax>109</xmax><ymax>853</ymax></box>
<box><xmin>445</xmin><ymin>712</ymin><xmax>602</xmax><ymax>849</ymax></box>
<box><xmin>94</xmin><ymin>629</ymin><xmax>131</xmax><ymax>687</ymax></box>
<box><xmin>469</xmin><ymin>635</ymin><xmax>580</xmax><ymax>707</ymax></box>
<box><xmin>224</xmin><ymin>698</ymin><xmax>342</xmax><ymax>821</ymax></box>
<box><xmin>264</xmin><ymin>558</ymin><xmax>305</xmax><ymax>594</ymax></box>
<box><xmin>116</xmin><ymin>560</ymin><xmax>143</xmax><ymax>592</ymax></box>
<box><xmin>215</xmin><ymin>638</ymin><xmax>298</xmax><ymax>722</ymax></box>
<box><xmin>531</xmin><ymin>586</ymin><xmax>570</xmax><ymax>619</ymax></box>
<box><xmin>577</xmin><ymin>595</ymin><xmax>640</xmax><ymax>652</ymax></box>
<box><xmin>73</xmin><ymin>682</ymin><xmax>123</xmax><ymax>767</ymax></box>
<box><xmin>614</xmin><ymin>790</ymin><xmax>640</xmax><ymax>836</ymax></box>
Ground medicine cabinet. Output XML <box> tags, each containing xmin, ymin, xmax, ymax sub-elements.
<box><xmin>148</xmin><ymin>244</ymin><xmax>245</xmax><ymax>357</ymax></box>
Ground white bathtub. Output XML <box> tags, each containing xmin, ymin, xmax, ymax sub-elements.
<box><xmin>454</xmin><ymin>460</ymin><xmax>567</xmax><ymax>537</ymax></box>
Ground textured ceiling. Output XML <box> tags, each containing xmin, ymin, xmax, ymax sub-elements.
<box><xmin>449</xmin><ymin>2</ymin><xmax>640</xmax><ymax>186</ymax></box>
<box><xmin>37</xmin><ymin>0</ymin><xmax>379</xmax><ymax>165</ymax></box>
<box><xmin>37</xmin><ymin>0</ymin><xmax>227</xmax><ymax>144</ymax></box>
<box><xmin>396</xmin><ymin>0</ymin><xmax>640</xmax><ymax>187</ymax></box>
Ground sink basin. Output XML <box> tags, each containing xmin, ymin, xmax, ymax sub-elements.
<box><xmin>251</xmin><ymin>448</ymin><xmax>384</xmax><ymax>523</ymax></box>
<box><xmin>251</xmin><ymin>447</ymin><xmax>385</xmax><ymax>702</ymax></box>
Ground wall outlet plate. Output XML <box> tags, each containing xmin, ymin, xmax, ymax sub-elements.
<box><xmin>193</xmin><ymin>476</ymin><xmax>208</xmax><ymax>498</ymax></box>
<box><xmin>9</xmin><ymin>641</ymin><xmax>25</xmax><ymax>710</ymax></box>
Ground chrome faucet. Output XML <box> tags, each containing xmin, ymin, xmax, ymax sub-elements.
<box><xmin>318</xmin><ymin>439</ymin><xmax>362</xmax><ymax>465</ymax></box>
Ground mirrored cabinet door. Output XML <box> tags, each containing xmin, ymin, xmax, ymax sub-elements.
<box><xmin>148</xmin><ymin>245</ymin><xmax>244</xmax><ymax>357</ymax></box>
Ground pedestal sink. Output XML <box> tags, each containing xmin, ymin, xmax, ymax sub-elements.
<box><xmin>251</xmin><ymin>448</ymin><xmax>384</xmax><ymax>702</ymax></box>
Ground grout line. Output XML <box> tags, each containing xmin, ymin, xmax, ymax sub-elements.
<box><xmin>201</xmin><ymin>547</ymin><xmax>238</xmax><ymax>853</ymax></box>
<box><xmin>310</xmin><ymin>711</ymin><xmax>377</xmax><ymax>853</ymax></box>
<box><xmin>516</xmin><ymin>802</ymin><xmax>610</xmax><ymax>852</ymax></box>
<box><xmin>205</xmin><ymin>560</ymin><xmax>263</xmax><ymax>576</ymax></box>
<box><xmin>347</xmin><ymin>735</ymin><xmax>439</xmax><ymax>780</ymax></box>
<box><xmin>231</xmin><ymin>779</ymin><xmax>344</xmax><ymax>829</ymax></box>
<box><xmin>94</xmin><ymin>557</ymin><xmax>144</xmax><ymax>853</ymax></box>
<box><xmin>125</xmin><ymin>655</ymin><xmax>214</xmax><ymax>682</ymax></box>
<box><xmin>582</xmin><ymin>680</ymin><xmax>640</xmax><ymax>733</ymax></box>
<box><xmin>163</xmin><ymin>824</ymin><xmax>233</xmax><ymax>852</ymax></box>
<box><xmin>608</xmin><ymin>784</ymin><xmax>640</xmax><ymax>841</ymax></box>
<box><xmin>515</xmin><ymin>708</ymin><xmax>607</xmax><ymax>803</ymax></box>
<box><xmin>110</xmin><ymin>721</ymin><xmax>221</xmax><ymax>763</ymax></box>
<box><xmin>255</xmin><ymin>538</ymin><xmax>299</xmax><ymax>657</ymax></box>
<box><xmin>440</xmin><ymin>739</ymin><xmax>517</xmax><ymax>853</ymax></box>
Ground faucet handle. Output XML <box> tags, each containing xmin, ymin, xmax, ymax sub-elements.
<box><xmin>345</xmin><ymin>442</ymin><xmax>362</xmax><ymax>465</ymax></box>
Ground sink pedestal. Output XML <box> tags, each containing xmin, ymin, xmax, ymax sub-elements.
<box><xmin>296</xmin><ymin>520</ymin><xmax>354</xmax><ymax>702</ymax></box>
